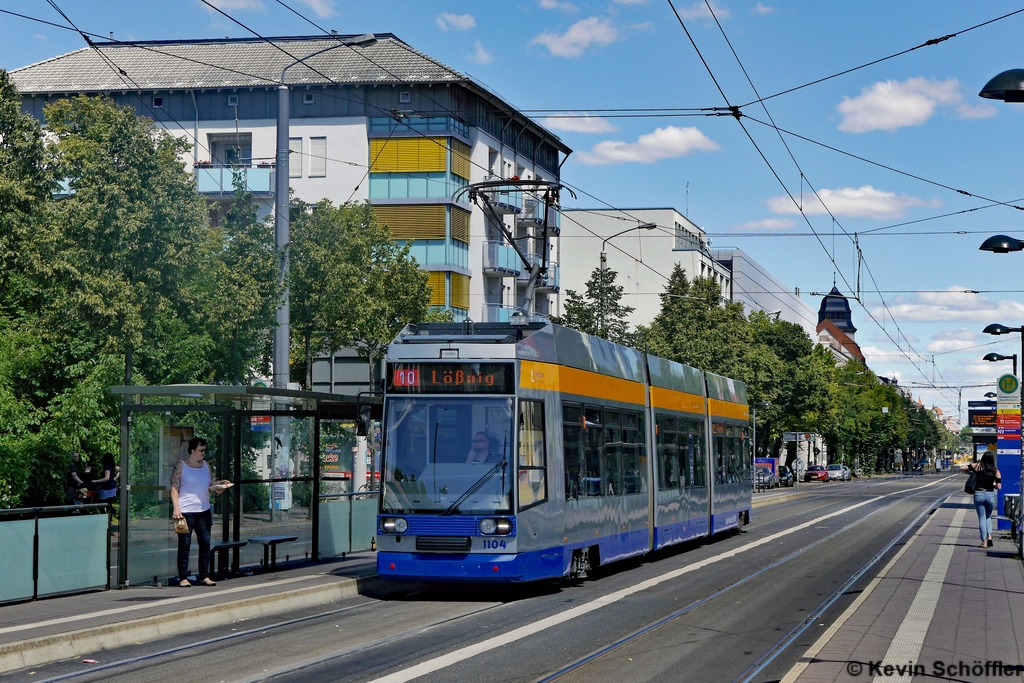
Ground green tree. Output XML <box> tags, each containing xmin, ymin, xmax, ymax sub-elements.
<box><xmin>551</xmin><ymin>265</ymin><xmax>635</xmax><ymax>345</ymax></box>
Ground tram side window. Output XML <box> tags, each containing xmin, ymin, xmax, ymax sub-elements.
<box><xmin>603</xmin><ymin>408</ymin><xmax>623</xmax><ymax>496</ymax></box>
<box><xmin>518</xmin><ymin>400</ymin><xmax>547</xmax><ymax>510</ymax></box>
<box><xmin>713</xmin><ymin>423</ymin><xmax>725</xmax><ymax>484</ymax></box>
<box><xmin>679</xmin><ymin>421</ymin><xmax>691</xmax><ymax>488</ymax></box>
<box><xmin>622</xmin><ymin>410</ymin><xmax>646</xmax><ymax>494</ymax></box>
<box><xmin>584</xmin><ymin>405</ymin><xmax>603</xmax><ymax>497</ymax></box>
<box><xmin>656</xmin><ymin>414</ymin><xmax>679</xmax><ymax>490</ymax></box>
<box><xmin>741</xmin><ymin>427</ymin><xmax>751</xmax><ymax>481</ymax></box>
<box><xmin>693</xmin><ymin>420</ymin><xmax>706</xmax><ymax>488</ymax></box>
<box><xmin>563</xmin><ymin>402</ymin><xmax>582</xmax><ymax>500</ymax></box>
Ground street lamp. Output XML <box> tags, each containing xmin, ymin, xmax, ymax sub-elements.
<box><xmin>598</xmin><ymin>222</ymin><xmax>657</xmax><ymax>335</ymax></box>
<box><xmin>272</xmin><ymin>34</ymin><xmax>377</xmax><ymax>388</ymax></box>
<box><xmin>984</xmin><ymin>352</ymin><xmax>1018</xmax><ymax>376</ymax></box>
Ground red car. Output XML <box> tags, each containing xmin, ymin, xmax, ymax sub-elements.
<box><xmin>804</xmin><ymin>465</ymin><xmax>829</xmax><ymax>482</ymax></box>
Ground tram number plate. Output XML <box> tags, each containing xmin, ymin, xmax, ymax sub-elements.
<box><xmin>482</xmin><ymin>539</ymin><xmax>507</xmax><ymax>550</ymax></box>
<box><xmin>393</xmin><ymin>368</ymin><xmax>419</xmax><ymax>387</ymax></box>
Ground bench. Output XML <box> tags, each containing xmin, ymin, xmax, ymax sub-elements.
<box><xmin>210</xmin><ymin>540</ymin><xmax>248</xmax><ymax>580</ymax></box>
<box><xmin>247</xmin><ymin>535</ymin><xmax>298</xmax><ymax>571</ymax></box>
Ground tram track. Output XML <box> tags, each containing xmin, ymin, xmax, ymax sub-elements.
<box><xmin>18</xmin><ymin>478</ymin><xmax>953</xmax><ymax>683</ymax></box>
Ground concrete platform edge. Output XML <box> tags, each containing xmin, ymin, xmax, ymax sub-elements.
<box><xmin>0</xmin><ymin>575</ymin><xmax>370</xmax><ymax>674</ymax></box>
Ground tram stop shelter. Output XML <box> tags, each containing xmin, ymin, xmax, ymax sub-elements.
<box><xmin>110</xmin><ymin>384</ymin><xmax>381</xmax><ymax>588</ymax></box>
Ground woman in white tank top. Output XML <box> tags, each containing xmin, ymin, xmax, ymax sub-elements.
<box><xmin>171</xmin><ymin>437</ymin><xmax>227</xmax><ymax>587</ymax></box>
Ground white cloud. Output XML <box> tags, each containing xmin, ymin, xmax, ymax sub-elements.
<box><xmin>576</xmin><ymin>126</ymin><xmax>720</xmax><ymax>164</ymax></box>
<box><xmin>611</xmin><ymin>0</ymin><xmax>648</xmax><ymax>4</ymax></box>
<box><xmin>539</xmin><ymin>114</ymin><xmax>618</xmax><ymax>134</ymax></box>
<box><xmin>33</xmin><ymin>33</ymin><xmax>46</xmax><ymax>41</ymax></box>
<box><xmin>767</xmin><ymin>185</ymin><xmax>936</xmax><ymax>220</ymax></box>
<box><xmin>436</xmin><ymin>12</ymin><xmax>476</xmax><ymax>31</ymax></box>
<box><xmin>533</xmin><ymin>17</ymin><xmax>617</xmax><ymax>57</ymax></box>
<box><xmin>735</xmin><ymin>218</ymin><xmax>796</xmax><ymax>230</ymax></box>
<box><xmin>539</xmin><ymin>0</ymin><xmax>577</xmax><ymax>10</ymax></box>
<box><xmin>956</xmin><ymin>102</ymin><xmax>998</xmax><ymax>119</ymax></box>
<box><xmin>675</xmin><ymin>1</ymin><xmax>731</xmax><ymax>20</ymax></box>
<box><xmin>470</xmin><ymin>41</ymin><xmax>493</xmax><ymax>65</ymax></box>
<box><xmin>204</xmin><ymin>0</ymin><xmax>263</xmax><ymax>11</ymax></box>
<box><xmin>925</xmin><ymin>328</ymin><xmax>981</xmax><ymax>353</ymax></box>
<box><xmin>867</xmin><ymin>289</ymin><xmax>1024</xmax><ymax>323</ymax></box>
<box><xmin>294</xmin><ymin>0</ymin><xmax>333</xmax><ymax>17</ymax></box>
<box><xmin>751</xmin><ymin>3</ymin><xmax>775</xmax><ymax>14</ymax></box>
<box><xmin>837</xmin><ymin>77</ymin><xmax>996</xmax><ymax>133</ymax></box>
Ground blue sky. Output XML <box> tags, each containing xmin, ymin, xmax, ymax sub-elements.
<box><xmin>6</xmin><ymin>0</ymin><xmax>1024</xmax><ymax>418</ymax></box>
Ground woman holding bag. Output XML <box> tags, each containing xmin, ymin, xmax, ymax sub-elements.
<box><xmin>962</xmin><ymin>452</ymin><xmax>1001</xmax><ymax>548</ymax></box>
<box><xmin>171</xmin><ymin>437</ymin><xmax>230</xmax><ymax>586</ymax></box>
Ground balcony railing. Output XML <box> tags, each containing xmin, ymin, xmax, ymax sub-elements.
<box><xmin>516</xmin><ymin>255</ymin><xmax>560</xmax><ymax>290</ymax></box>
<box><xmin>483</xmin><ymin>176</ymin><xmax>522</xmax><ymax>214</ymax></box>
<box><xmin>516</xmin><ymin>197</ymin><xmax>560</xmax><ymax>235</ymax></box>
<box><xmin>481</xmin><ymin>303</ymin><xmax>520</xmax><ymax>323</ymax></box>
<box><xmin>482</xmin><ymin>240</ymin><xmax>522</xmax><ymax>276</ymax></box>
<box><xmin>194</xmin><ymin>165</ymin><xmax>273</xmax><ymax>195</ymax></box>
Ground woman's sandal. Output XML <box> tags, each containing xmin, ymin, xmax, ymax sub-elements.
<box><xmin>179</xmin><ymin>579</ymin><xmax>192</xmax><ymax>587</ymax></box>
<box><xmin>199</xmin><ymin>578</ymin><xmax>216</xmax><ymax>586</ymax></box>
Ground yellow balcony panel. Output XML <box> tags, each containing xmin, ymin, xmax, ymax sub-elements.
<box><xmin>374</xmin><ymin>204</ymin><xmax>446</xmax><ymax>241</ymax></box>
<box><xmin>370</xmin><ymin>137</ymin><xmax>447</xmax><ymax>173</ymax></box>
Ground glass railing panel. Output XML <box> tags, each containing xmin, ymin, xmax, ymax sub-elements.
<box><xmin>0</xmin><ymin>520</ymin><xmax>35</xmax><ymax>602</ymax></box>
<box><xmin>37</xmin><ymin>514</ymin><xmax>108</xmax><ymax>596</ymax></box>
<box><xmin>317</xmin><ymin>494</ymin><xmax>352</xmax><ymax>559</ymax></box>
<box><xmin>350</xmin><ymin>497</ymin><xmax>378</xmax><ymax>552</ymax></box>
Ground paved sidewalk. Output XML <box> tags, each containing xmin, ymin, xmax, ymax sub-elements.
<box><xmin>782</xmin><ymin>495</ymin><xmax>1024</xmax><ymax>683</ymax></box>
<box><xmin>0</xmin><ymin>553</ymin><xmax>381</xmax><ymax>674</ymax></box>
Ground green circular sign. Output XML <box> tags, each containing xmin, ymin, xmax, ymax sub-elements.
<box><xmin>999</xmin><ymin>374</ymin><xmax>1019</xmax><ymax>394</ymax></box>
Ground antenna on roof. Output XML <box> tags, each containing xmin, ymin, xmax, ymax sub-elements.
<box><xmin>109</xmin><ymin>32</ymin><xmax>113</xmax><ymax>41</ymax></box>
<box><xmin>685</xmin><ymin>182</ymin><xmax>689</xmax><ymax>218</ymax></box>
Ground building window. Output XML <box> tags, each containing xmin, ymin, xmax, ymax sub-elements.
<box><xmin>289</xmin><ymin>137</ymin><xmax>302</xmax><ymax>178</ymax></box>
<box><xmin>399</xmin><ymin>91</ymin><xmax>411</xmax><ymax>104</ymax></box>
<box><xmin>227</xmin><ymin>94</ymin><xmax>239</xmax><ymax>107</ymax></box>
<box><xmin>152</xmin><ymin>96</ymin><xmax>163</xmax><ymax>108</ymax></box>
<box><xmin>309</xmin><ymin>137</ymin><xmax>327</xmax><ymax>177</ymax></box>
<box><xmin>303</xmin><ymin>92</ymin><xmax>315</xmax><ymax>105</ymax></box>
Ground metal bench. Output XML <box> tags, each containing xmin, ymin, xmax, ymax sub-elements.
<box><xmin>247</xmin><ymin>535</ymin><xmax>298</xmax><ymax>571</ymax></box>
<box><xmin>210</xmin><ymin>540</ymin><xmax>248</xmax><ymax>580</ymax></box>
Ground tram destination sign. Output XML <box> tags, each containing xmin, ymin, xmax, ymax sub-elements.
<box><xmin>386</xmin><ymin>362</ymin><xmax>514</xmax><ymax>394</ymax></box>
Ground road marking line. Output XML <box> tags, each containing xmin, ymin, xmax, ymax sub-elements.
<box><xmin>366</xmin><ymin>490</ymin><xmax>922</xmax><ymax>683</ymax></box>
<box><xmin>368</xmin><ymin>478</ymin><xmax>954</xmax><ymax>683</ymax></box>
<box><xmin>0</xmin><ymin>574</ymin><xmax>324</xmax><ymax>636</ymax></box>
<box><xmin>873</xmin><ymin>505</ymin><xmax>966</xmax><ymax>683</ymax></box>
<box><xmin>778</xmin><ymin>504</ymin><xmax>938</xmax><ymax>683</ymax></box>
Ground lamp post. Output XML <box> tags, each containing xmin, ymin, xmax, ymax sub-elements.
<box><xmin>598</xmin><ymin>222</ymin><xmax>657</xmax><ymax>336</ymax></box>
<box><xmin>984</xmin><ymin>351</ymin><xmax>1018</xmax><ymax>377</ymax></box>
<box><xmin>272</xmin><ymin>34</ymin><xmax>377</xmax><ymax>388</ymax></box>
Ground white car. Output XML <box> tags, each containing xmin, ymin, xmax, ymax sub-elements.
<box><xmin>826</xmin><ymin>464</ymin><xmax>849</xmax><ymax>481</ymax></box>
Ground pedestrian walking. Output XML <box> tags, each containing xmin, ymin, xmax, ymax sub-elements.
<box><xmin>963</xmin><ymin>452</ymin><xmax>1001</xmax><ymax>548</ymax></box>
<box><xmin>170</xmin><ymin>437</ymin><xmax>228</xmax><ymax>587</ymax></box>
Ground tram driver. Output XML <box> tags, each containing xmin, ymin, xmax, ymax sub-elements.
<box><xmin>466</xmin><ymin>431</ymin><xmax>499</xmax><ymax>464</ymax></box>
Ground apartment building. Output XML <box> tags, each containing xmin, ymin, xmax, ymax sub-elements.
<box><xmin>559</xmin><ymin>208</ymin><xmax>729</xmax><ymax>327</ymax></box>
<box><xmin>11</xmin><ymin>34</ymin><xmax>570</xmax><ymax>322</ymax></box>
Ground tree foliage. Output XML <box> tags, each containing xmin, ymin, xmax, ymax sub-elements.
<box><xmin>550</xmin><ymin>265</ymin><xmax>635</xmax><ymax>346</ymax></box>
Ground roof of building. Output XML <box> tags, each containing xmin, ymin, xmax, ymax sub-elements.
<box><xmin>817</xmin><ymin>286</ymin><xmax>857</xmax><ymax>334</ymax></box>
<box><xmin>816</xmin><ymin>318</ymin><xmax>865</xmax><ymax>363</ymax></box>
<box><xmin>9</xmin><ymin>33</ymin><xmax>569</xmax><ymax>152</ymax></box>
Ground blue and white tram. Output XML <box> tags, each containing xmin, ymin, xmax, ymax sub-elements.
<box><xmin>376</xmin><ymin>322</ymin><xmax>751</xmax><ymax>582</ymax></box>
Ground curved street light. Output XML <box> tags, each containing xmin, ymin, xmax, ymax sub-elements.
<box><xmin>983</xmin><ymin>352</ymin><xmax>1018</xmax><ymax>376</ymax></box>
<box><xmin>598</xmin><ymin>222</ymin><xmax>657</xmax><ymax>335</ymax></box>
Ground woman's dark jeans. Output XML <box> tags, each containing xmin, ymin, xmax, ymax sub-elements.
<box><xmin>177</xmin><ymin>508</ymin><xmax>212</xmax><ymax>580</ymax></box>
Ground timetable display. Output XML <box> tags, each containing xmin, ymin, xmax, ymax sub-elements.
<box><xmin>386</xmin><ymin>362</ymin><xmax>514</xmax><ymax>394</ymax></box>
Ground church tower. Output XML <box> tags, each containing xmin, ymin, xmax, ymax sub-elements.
<box><xmin>817</xmin><ymin>286</ymin><xmax>856</xmax><ymax>341</ymax></box>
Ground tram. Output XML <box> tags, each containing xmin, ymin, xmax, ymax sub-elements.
<box><xmin>376</xmin><ymin>322</ymin><xmax>751</xmax><ymax>582</ymax></box>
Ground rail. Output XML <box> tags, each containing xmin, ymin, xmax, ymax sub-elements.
<box><xmin>0</xmin><ymin>504</ymin><xmax>111</xmax><ymax>603</ymax></box>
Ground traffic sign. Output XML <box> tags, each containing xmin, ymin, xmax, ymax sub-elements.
<box><xmin>997</xmin><ymin>374</ymin><xmax>1020</xmax><ymax>400</ymax></box>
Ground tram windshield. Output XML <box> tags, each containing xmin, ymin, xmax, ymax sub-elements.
<box><xmin>381</xmin><ymin>396</ymin><xmax>514</xmax><ymax>514</ymax></box>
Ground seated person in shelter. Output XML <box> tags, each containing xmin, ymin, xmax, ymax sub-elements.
<box><xmin>466</xmin><ymin>431</ymin><xmax>499</xmax><ymax>464</ymax></box>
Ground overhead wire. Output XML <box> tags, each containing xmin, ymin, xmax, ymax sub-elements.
<box><xmin>670</xmin><ymin>0</ymin><xmax>957</xmax><ymax>411</ymax></box>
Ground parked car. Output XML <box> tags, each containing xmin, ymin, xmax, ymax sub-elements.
<box><xmin>826</xmin><ymin>464</ymin><xmax>847</xmax><ymax>481</ymax></box>
<box><xmin>777</xmin><ymin>465</ymin><xmax>795</xmax><ymax>487</ymax></box>
<box><xmin>805</xmin><ymin>465</ymin><xmax>829</xmax><ymax>482</ymax></box>
<box><xmin>755</xmin><ymin>466</ymin><xmax>778</xmax><ymax>490</ymax></box>
<box><xmin>841</xmin><ymin>465</ymin><xmax>852</xmax><ymax>481</ymax></box>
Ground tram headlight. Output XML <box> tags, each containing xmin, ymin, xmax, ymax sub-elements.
<box><xmin>381</xmin><ymin>517</ymin><xmax>408</xmax><ymax>534</ymax></box>
<box><xmin>478</xmin><ymin>518</ymin><xmax>513</xmax><ymax>535</ymax></box>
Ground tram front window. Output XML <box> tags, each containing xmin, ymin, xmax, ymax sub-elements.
<box><xmin>382</xmin><ymin>397</ymin><xmax>514</xmax><ymax>514</ymax></box>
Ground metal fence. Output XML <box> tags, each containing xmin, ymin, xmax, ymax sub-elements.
<box><xmin>0</xmin><ymin>504</ymin><xmax>111</xmax><ymax>603</ymax></box>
